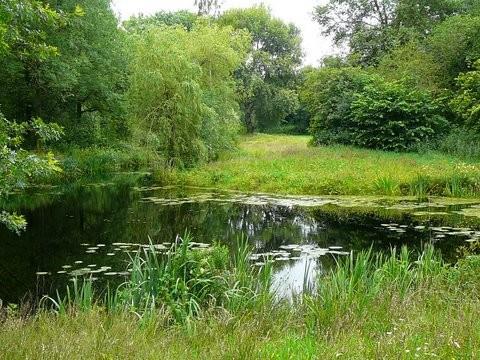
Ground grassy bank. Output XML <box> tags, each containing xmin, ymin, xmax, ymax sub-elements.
<box><xmin>1</xmin><ymin>239</ymin><xmax>480</xmax><ymax>359</ymax></box>
<box><xmin>164</xmin><ymin>134</ymin><xmax>480</xmax><ymax>197</ymax></box>
<box><xmin>56</xmin><ymin>144</ymin><xmax>160</xmax><ymax>182</ymax></box>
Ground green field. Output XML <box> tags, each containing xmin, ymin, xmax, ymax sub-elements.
<box><xmin>165</xmin><ymin>134</ymin><xmax>480</xmax><ymax>197</ymax></box>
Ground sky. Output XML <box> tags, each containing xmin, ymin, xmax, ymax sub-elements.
<box><xmin>111</xmin><ymin>0</ymin><xmax>333</xmax><ymax>66</ymax></box>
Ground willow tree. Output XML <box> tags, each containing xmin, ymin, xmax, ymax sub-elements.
<box><xmin>128</xmin><ymin>24</ymin><xmax>249</xmax><ymax>167</ymax></box>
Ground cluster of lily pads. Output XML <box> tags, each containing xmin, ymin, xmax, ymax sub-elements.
<box><xmin>35</xmin><ymin>241</ymin><xmax>212</xmax><ymax>278</ymax></box>
<box><xmin>380</xmin><ymin>223</ymin><xmax>480</xmax><ymax>243</ymax></box>
<box><xmin>248</xmin><ymin>244</ymin><xmax>349</xmax><ymax>266</ymax></box>
<box><xmin>140</xmin><ymin>186</ymin><xmax>480</xmax><ymax>211</ymax></box>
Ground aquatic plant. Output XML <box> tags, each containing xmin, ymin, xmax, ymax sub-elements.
<box><xmin>48</xmin><ymin>234</ymin><xmax>274</xmax><ymax>323</ymax></box>
<box><xmin>374</xmin><ymin>176</ymin><xmax>399</xmax><ymax>196</ymax></box>
<box><xmin>4</xmin><ymin>245</ymin><xmax>479</xmax><ymax>358</ymax></box>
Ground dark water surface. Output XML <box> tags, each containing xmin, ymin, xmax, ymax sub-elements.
<box><xmin>2</xmin><ymin>180</ymin><xmax>480</xmax><ymax>303</ymax></box>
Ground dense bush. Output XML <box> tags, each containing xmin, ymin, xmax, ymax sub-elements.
<box><xmin>350</xmin><ymin>78</ymin><xmax>448</xmax><ymax>151</ymax></box>
<box><xmin>450</xmin><ymin>60</ymin><xmax>480</xmax><ymax>131</ymax></box>
<box><xmin>302</xmin><ymin>68</ymin><xmax>447</xmax><ymax>151</ymax></box>
<box><xmin>301</xmin><ymin>67</ymin><xmax>372</xmax><ymax>145</ymax></box>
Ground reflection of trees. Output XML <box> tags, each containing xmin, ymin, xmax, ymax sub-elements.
<box><xmin>310</xmin><ymin>206</ymin><xmax>462</xmax><ymax>262</ymax></box>
<box><xmin>139</xmin><ymin>201</ymin><xmax>322</xmax><ymax>252</ymax></box>
<box><xmin>1</xmin><ymin>186</ymin><xmax>469</xmax><ymax>303</ymax></box>
<box><xmin>0</xmin><ymin>180</ymin><xmax>141</xmax><ymax>303</ymax></box>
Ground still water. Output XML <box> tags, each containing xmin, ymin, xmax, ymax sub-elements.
<box><xmin>2</xmin><ymin>180</ymin><xmax>480</xmax><ymax>303</ymax></box>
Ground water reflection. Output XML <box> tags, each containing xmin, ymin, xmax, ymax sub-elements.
<box><xmin>1</xmin><ymin>183</ymin><xmax>480</xmax><ymax>303</ymax></box>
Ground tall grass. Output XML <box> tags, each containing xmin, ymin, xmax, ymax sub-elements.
<box><xmin>3</xmin><ymin>243</ymin><xmax>480</xmax><ymax>358</ymax></box>
<box><xmin>47</xmin><ymin>238</ymin><xmax>446</xmax><ymax>331</ymax></box>
<box><xmin>305</xmin><ymin>245</ymin><xmax>444</xmax><ymax>328</ymax></box>
<box><xmin>168</xmin><ymin>134</ymin><xmax>480</xmax><ymax>198</ymax></box>
<box><xmin>48</xmin><ymin>234</ymin><xmax>273</xmax><ymax>323</ymax></box>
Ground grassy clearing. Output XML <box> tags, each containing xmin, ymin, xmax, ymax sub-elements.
<box><xmin>1</xmin><ymin>239</ymin><xmax>480</xmax><ymax>359</ymax></box>
<box><xmin>163</xmin><ymin>134</ymin><xmax>480</xmax><ymax>197</ymax></box>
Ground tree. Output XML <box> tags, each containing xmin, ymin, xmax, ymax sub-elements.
<box><xmin>428</xmin><ymin>14</ymin><xmax>480</xmax><ymax>88</ymax></box>
<box><xmin>0</xmin><ymin>0</ymin><xmax>64</xmax><ymax>233</ymax></box>
<box><xmin>314</xmin><ymin>0</ymin><xmax>464</xmax><ymax>66</ymax></box>
<box><xmin>43</xmin><ymin>0</ymin><xmax>128</xmax><ymax>146</ymax></box>
<box><xmin>128</xmin><ymin>24</ymin><xmax>248</xmax><ymax>167</ymax></box>
<box><xmin>450</xmin><ymin>60</ymin><xmax>480</xmax><ymax>130</ymax></box>
<box><xmin>376</xmin><ymin>41</ymin><xmax>443</xmax><ymax>92</ymax></box>
<box><xmin>0</xmin><ymin>0</ymin><xmax>128</xmax><ymax>147</ymax></box>
<box><xmin>0</xmin><ymin>0</ymin><xmax>62</xmax><ymax>121</ymax></box>
<box><xmin>218</xmin><ymin>6</ymin><xmax>303</xmax><ymax>132</ymax></box>
<box><xmin>301</xmin><ymin>67</ymin><xmax>371</xmax><ymax>145</ymax></box>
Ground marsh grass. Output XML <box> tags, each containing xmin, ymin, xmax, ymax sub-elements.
<box><xmin>2</xmin><ymin>243</ymin><xmax>480</xmax><ymax>358</ymax></box>
<box><xmin>306</xmin><ymin>246</ymin><xmax>444</xmax><ymax>328</ymax></box>
<box><xmin>58</xmin><ymin>144</ymin><xmax>159</xmax><ymax>181</ymax></box>
<box><xmin>45</xmin><ymin>234</ymin><xmax>274</xmax><ymax>324</ymax></box>
<box><xmin>165</xmin><ymin>134</ymin><xmax>480</xmax><ymax>198</ymax></box>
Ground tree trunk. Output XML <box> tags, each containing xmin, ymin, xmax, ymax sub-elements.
<box><xmin>244</xmin><ymin>102</ymin><xmax>256</xmax><ymax>133</ymax></box>
<box><xmin>76</xmin><ymin>101</ymin><xmax>82</xmax><ymax>121</ymax></box>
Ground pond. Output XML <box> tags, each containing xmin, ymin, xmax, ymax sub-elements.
<box><xmin>2</xmin><ymin>179</ymin><xmax>480</xmax><ymax>303</ymax></box>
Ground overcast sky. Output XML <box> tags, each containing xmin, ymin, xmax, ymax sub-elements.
<box><xmin>111</xmin><ymin>0</ymin><xmax>332</xmax><ymax>66</ymax></box>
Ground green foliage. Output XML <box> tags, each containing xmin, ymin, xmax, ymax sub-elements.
<box><xmin>124</xmin><ymin>10</ymin><xmax>198</xmax><ymax>33</ymax></box>
<box><xmin>49</xmin><ymin>234</ymin><xmax>273</xmax><ymax>323</ymax></box>
<box><xmin>303</xmin><ymin>67</ymin><xmax>447</xmax><ymax>151</ymax></box>
<box><xmin>218</xmin><ymin>6</ymin><xmax>302</xmax><ymax>132</ymax></box>
<box><xmin>115</xmin><ymin>235</ymin><xmax>231</xmax><ymax>322</ymax></box>
<box><xmin>0</xmin><ymin>0</ymin><xmax>61</xmax><ymax>61</ymax></box>
<box><xmin>168</xmin><ymin>134</ymin><xmax>480</xmax><ymax>198</ymax></box>
<box><xmin>314</xmin><ymin>0</ymin><xmax>466</xmax><ymax>66</ymax></box>
<box><xmin>350</xmin><ymin>78</ymin><xmax>448</xmax><ymax>151</ymax></box>
<box><xmin>306</xmin><ymin>246</ymin><xmax>443</xmax><ymax>327</ymax></box>
<box><xmin>428</xmin><ymin>14</ymin><xmax>480</xmax><ymax>88</ymax></box>
<box><xmin>60</xmin><ymin>145</ymin><xmax>157</xmax><ymax>180</ymax></box>
<box><xmin>0</xmin><ymin>111</ymin><xmax>63</xmax><ymax>233</ymax></box>
<box><xmin>129</xmin><ymin>24</ymin><xmax>248</xmax><ymax>167</ymax></box>
<box><xmin>450</xmin><ymin>60</ymin><xmax>480</xmax><ymax>130</ymax></box>
<box><xmin>43</xmin><ymin>0</ymin><xmax>128</xmax><ymax>145</ymax></box>
<box><xmin>0</xmin><ymin>0</ymin><xmax>128</xmax><ymax>147</ymax></box>
<box><xmin>376</xmin><ymin>41</ymin><xmax>443</xmax><ymax>92</ymax></box>
<box><xmin>5</xmin><ymin>247</ymin><xmax>480</xmax><ymax>358</ymax></box>
<box><xmin>301</xmin><ymin>67</ymin><xmax>372</xmax><ymax>145</ymax></box>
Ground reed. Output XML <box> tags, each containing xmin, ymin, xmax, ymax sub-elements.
<box><xmin>47</xmin><ymin>234</ymin><xmax>274</xmax><ymax>323</ymax></box>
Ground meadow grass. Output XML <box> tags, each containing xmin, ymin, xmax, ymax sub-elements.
<box><xmin>162</xmin><ymin>134</ymin><xmax>480</xmax><ymax>198</ymax></box>
<box><xmin>1</xmin><ymin>240</ymin><xmax>480</xmax><ymax>359</ymax></box>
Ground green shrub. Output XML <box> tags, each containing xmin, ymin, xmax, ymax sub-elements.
<box><xmin>450</xmin><ymin>59</ymin><xmax>480</xmax><ymax>131</ymax></box>
<box><xmin>302</xmin><ymin>67</ymin><xmax>447</xmax><ymax>151</ymax></box>
<box><xmin>350</xmin><ymin>78</ymin><xmax>448</xmax><ymax>151</ymax></box>
<box><xmin>301</xmin><ymin>67</ymin><xmax>372</xmax><ymax>146</ymax></box>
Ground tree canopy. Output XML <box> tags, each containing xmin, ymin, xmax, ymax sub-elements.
<box><xmin>314</xmin><ymin>0</ymin><xmax>466</xmax><ymax>65</ymax></box>
<box><xmin>218</xmin><ymin>5</ymin><xmax>303</xmax><ymax>132</ymax></box>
